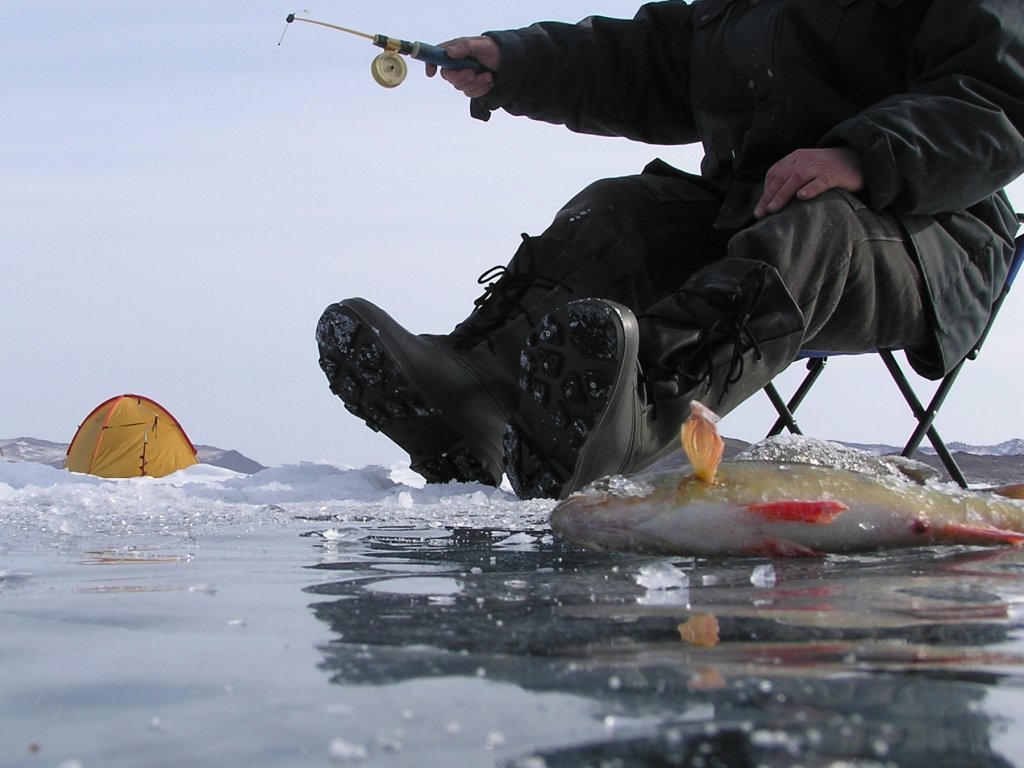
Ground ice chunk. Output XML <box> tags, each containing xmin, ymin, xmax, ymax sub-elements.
<box><xmin>637</xmin><ymin>561</ymin><xmax>690</xmax><ymax>590</ymax></box>
<box><xmin>495</xmin><ymin>532</ymin><xmax>537</xmax><ymax>550</ymax></box>
<box><xmin>750</xmin><ymin>563</ymin><xmax>777</xmax><ymax>587</ymax></box>
<box><xmin>580</xmin><ymin>473</ymin><xmax>654</xmax><ymax>499</ymax></box>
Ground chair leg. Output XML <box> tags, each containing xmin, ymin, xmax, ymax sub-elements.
<box><xmin>765</xmin><ymin>358</ymin><xmax>827</xmax><ymax>437</ymax></box>
<box><xmin>878</xmin><ymin>350</ymin><xmax>969</xmax><ymax>488</ymax></box>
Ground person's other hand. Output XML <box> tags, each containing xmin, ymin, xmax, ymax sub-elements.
<box><xmin>425</xmin><ymin>36</ymin><xmax>501</xmax><ymax>99</ymax></box>
<box><xmin>754</xmin><ymin>146</ymin><xmax>864</xmax><ymax>219</ymax></box>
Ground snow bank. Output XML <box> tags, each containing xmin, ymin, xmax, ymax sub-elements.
<box><xmin>0</xmin><ymin>459</ymin><xmax>553</xmax><ymax>543</ymax></box>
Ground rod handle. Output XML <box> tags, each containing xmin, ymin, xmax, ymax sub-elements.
<box><xmin>411</xmin><ymin>42</ymin><xmax>485</xmax><ymax>73</ymax></box>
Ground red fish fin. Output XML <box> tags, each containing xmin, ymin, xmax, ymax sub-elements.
<box><xmin>744</xmin><ymin>500</ymin><xmax>849</xmax><ymax>524</ymax></box>
<box><xmin>935</xmin><ymin>523</ymin><xmax>1024</xmax><ymax>547</ymax></box>
<box><xmin>744</xmin><ymin>537</ymin><xmax>824</xmax><ymax>558</ymax></box>
<box><xmin>681</xmin><ymin>401</ymin><xmax>724</xmax><ymax>485</ymax></box>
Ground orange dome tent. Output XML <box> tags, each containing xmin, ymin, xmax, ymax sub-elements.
<box><xmin>64</xmin><ymin>394</ymin><xmax>199</xmax><ymax>478</ymax></box>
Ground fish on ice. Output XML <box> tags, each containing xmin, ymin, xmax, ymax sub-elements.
<box><xmin>551</xmin><ymin>402</ymin><xmax>1024</xmax><ymax>557</ymax></box>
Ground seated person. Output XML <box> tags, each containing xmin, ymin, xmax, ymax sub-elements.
<box><xmin>316</xmin><ymin>0</ymin><xmax>1024</xmax><ymax>499</ymax></box>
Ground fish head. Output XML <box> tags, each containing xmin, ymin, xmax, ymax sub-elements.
<box><xmin>551</xmin><ymin>473</ymin><xmax>673</xmax><ymax>552</ymax></box>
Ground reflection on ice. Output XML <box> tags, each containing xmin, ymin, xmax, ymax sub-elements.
<box><xmin>308</xmin><ymin>530</ymin><xmax>1024</xmax><ymax>766</ymax></box>
<box><xmin>363</xmin><ymin>576</ymin><xmax>464</xmax><ymax>597</ymax></box>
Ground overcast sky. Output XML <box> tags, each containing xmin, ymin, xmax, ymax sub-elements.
<box><xmin>3</xmin><ymin>1</ymin><xmax>1023</xmax><ymax>468</ymax></box>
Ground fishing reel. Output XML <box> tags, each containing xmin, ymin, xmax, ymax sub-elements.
<box><xmin>370</xmin><ymin>50</ymin><xmax>408</xmax><ymax>88</ymax></box>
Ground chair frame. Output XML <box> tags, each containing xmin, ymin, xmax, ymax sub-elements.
<box><xmin>764</xmin><ymin>221</ymin><xmax>1024</xmax><ymax>488</ymax></box>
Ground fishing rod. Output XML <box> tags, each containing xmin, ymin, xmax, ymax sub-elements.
<box><xmin>279</xmin><ymin>13</ymin><xmax>485</xmax><ymax>88</ymax></box>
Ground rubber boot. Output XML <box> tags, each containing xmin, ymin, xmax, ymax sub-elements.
<box><xmin>504</xmin><ymin>259</ymin><xmax>806</xmax><ymax>500</ymax></box>
<box><xmin>317</xmin><ymin>298</ymin><xmax>510</xmax><ymax>485</ymax></box>
<box><xmin>316</xmin><ymin>236</ymin><xmax>588</xmax><ymax>486</ymax></box>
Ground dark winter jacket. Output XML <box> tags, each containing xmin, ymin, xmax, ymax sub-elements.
<box><xmin>475</xmin><ymin>0</ymin><xmax>1024</xmax><ymax>378</ymax></box>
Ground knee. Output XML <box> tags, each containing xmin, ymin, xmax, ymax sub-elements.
<box><xmin>728</xmin><ymin>190</ymin><xmax>866</xmax><ymax>273</ymax></box>
<box><xmin>554</xmin><ymin>176</ymin><xmax>649</xmax><ymax>228</ymax></box>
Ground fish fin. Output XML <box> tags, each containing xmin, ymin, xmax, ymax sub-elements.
<box><xmin>743</xmin><ymin>500</ymin><xmax>848</xmax><ymax>524</ymax></box>
<box><xmin>681</xmin><ymin>401</ymin><xmax>724</xmax><ymax>485</ymax></box>
<box><xmin>982</xmin><ymin>483</ymin><xmax>1024</xmax><ymax>500</ymax></box>
<box><xmin>935</xmin><ymin>523</ymin><xmax>1024</xmax><ymax>547</ymax></box>
<box><xmin>678</xmin><ymin>613</ymin><xmax>720</xmax><ymax>647</ymax></box>
<box><xmin>744</xmin><ymin>537</ymin><xmax>824</xmax><ymax>558</ymax></box>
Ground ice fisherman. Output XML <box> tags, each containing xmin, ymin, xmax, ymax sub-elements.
<box><xmin>315</xmin><ymin>0</ymin><xmax>1024</xmax><ymax>500</ymax></box>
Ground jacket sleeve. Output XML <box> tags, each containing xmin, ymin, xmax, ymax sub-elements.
<box><xmin>473</xmin><ymin>1</ymin><xmax>700</xmax><ymax>145</ymax></box>
<box><xmin>823</xmin><ymin>0</ymin><xmax>1024</xmax><ymax>215</ymax></box>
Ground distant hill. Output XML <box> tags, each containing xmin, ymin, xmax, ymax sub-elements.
<box><xmin>817</xmin><ymin>440</ymin><xmax>1024</xmax><ymax>485</ymax></box>
<box><xmin>911</xmin><ymin>450</ymin><xmax>1024</xmax><ymax>486</ymax></box>
<box><xmin>842</xmin><ymin>438</ymin><xmax>1024</xmax><ymax>458</ymax></box>
<box><xmin>0</xmin><ymin>437</ymin><xmax>266</xmax><ymax>475</ymax></box>
<box><xmin>194</xmin><ymin>446</ymin><xmax>266</xmax><ymax>474</ymax></box>
<box><xmin>0</xmin><ymin>437</ymin><xmax>69</xmax><ymax>467</ymax></box>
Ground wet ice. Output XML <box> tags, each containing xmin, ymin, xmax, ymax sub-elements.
<box><xmin>5</xmin><ymin>455</ymin><xmax>1024</xmax><ymax>766</ymax></box>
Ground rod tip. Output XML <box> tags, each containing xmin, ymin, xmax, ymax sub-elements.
<box><xmin>286</xmin><ymin>13</ymin><xmax>295</xmax><ymax>23</ymax></box>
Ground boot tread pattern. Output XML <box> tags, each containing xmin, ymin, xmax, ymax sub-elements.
<box><xmin>504</xmin><ymin>302</ymin><xmax>625</xmax><ymax>500</ymax></box>
<box><xmin>317</xmin><ymin>304</ymin><xmax>500</xmax><ymax>487</ymax></box>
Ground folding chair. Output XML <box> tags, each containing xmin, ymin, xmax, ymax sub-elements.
<box><xmin>763</xmin><ymin>220</ymin><xmax>1024</xmax><ymax>488</ymax></box>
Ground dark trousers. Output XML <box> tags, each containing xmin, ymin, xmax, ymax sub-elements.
<box><xmin>527</xmin><ymin>165</ymin><xmax>932</xmax><ymax>361</ymax></box>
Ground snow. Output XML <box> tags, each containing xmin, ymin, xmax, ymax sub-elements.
<box><xmin>942</xmin><ymin>438</ymin><xmax>1024</xmax><ymax>456</ymax></box>
<box><xmin>0</xmin><ymin>458</ymin><xmax>553</xmax><ymax>543</ymax></box>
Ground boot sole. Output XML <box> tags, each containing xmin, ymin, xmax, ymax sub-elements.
<box><xmin>317</xmin><ymin>301</ymin><xmax>503</xmax><ymax>487</ymax></box>
<box><xmin>504</xmin><ymin>300</ymin><xmax>639</xmax><ymax>500</ymax></box>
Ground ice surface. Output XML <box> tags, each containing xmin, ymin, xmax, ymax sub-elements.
<box><xmin>6</xmin><ymin>456</ymin><xmax>1024</xmax><ymax>767</ymax></box>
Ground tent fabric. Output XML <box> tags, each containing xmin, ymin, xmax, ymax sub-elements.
<box><xmin>64</xmin><ymin>394</ymin><xmax>198</xmax><ymax>478</ymax></box>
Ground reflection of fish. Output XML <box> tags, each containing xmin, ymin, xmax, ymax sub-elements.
<box><xmin>677</xmin><ymin>613</ymin><xmax>720</xmax><ymax>647</ymax></box>
<box><xmin>551</xmin><ymin>403</ymin><xmax>1024</xmax><ymax>557</ymax></box>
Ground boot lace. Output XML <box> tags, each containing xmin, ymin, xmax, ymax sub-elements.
<box><xmin>663</xmin><ymin>270</ymin><xmax>769</xmax><ymax>404</ymax></box>
<box><xmin>451</xmin><ymin>236</ymin><xmax>571</xmax><ymax>350</ymax></box>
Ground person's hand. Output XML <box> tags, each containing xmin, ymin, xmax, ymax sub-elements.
<box><xmin>425</xmin><ymin>36</ymin><xmax>501</xmax><ymax>99</ymax></box>
<box><xmin>754</xmin><ymin>146</ymin><xmax>864</xmax><ymax>219</ymax></box>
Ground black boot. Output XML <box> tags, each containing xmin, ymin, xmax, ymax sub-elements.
<box><xmin>503</xmin><ymin>300</ymin><xmax>643</xmax><ymax>500</ymax></box>
<box><xmin>317</xmin><ymin>298</ymin><xmax>511</xmax><ymax>485</ymax></box>
<box><xmin>316</xmin><ymin>236</ymin><xmax>585</xmax><ymax>486</ymax></box>
<box><xmin>504</xmin><ymin>259</ymin><xmax>806</xmax><ymax>500</ymax></box>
